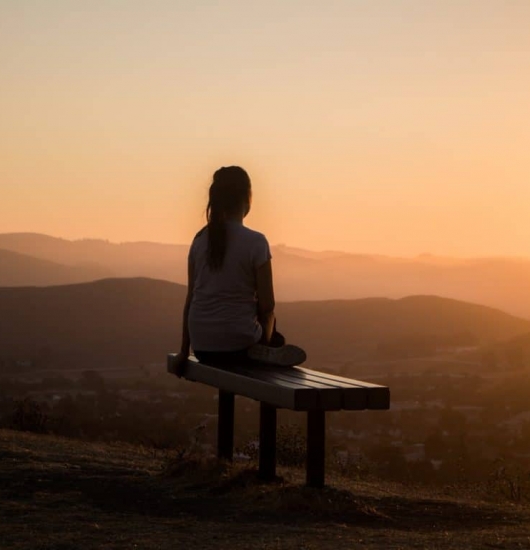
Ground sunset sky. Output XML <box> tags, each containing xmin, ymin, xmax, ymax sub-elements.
<box><xmin>1</xmin><ymin>1</ymin><xmax>529</xmax><ymax>256</ymax></box>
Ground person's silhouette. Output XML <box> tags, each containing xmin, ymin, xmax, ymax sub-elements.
<box><xmin>174</xmin><ymin>166</ymin><xmax>306</xmax><ymax>375</ymax></box>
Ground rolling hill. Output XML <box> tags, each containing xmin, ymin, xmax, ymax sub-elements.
<box><xmin>0</xmin><ymin>278</ymin><xmax>186</xmax><ymax>369</ymax></box>
<box><xmin>0</xmin><ymin>249</ymin><xmax>112</xmax><ymax>287</ymax></box>
<box><xmin>1</xmin><ymin>278</ymin><xmax>529</xmax><ymax>372</ymax></box>
<box><xmin>1</xmin><ymin>233</ymin><xmax>530</xmax><ymax>319</ymax></box>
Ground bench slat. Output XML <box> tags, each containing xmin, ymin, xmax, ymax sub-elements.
<box><xmin>292</xmin><ymin>366</ymin><xmax>391</xmax><ymax>410</ymax></box>
<box><xmin>168</xmin><ymin>355</ymin><xmax>318</xmax><ymax>410</ymax></box>
<box><xmin>223</xmin><ymin>364</ymin><xmax>384</xmax><ymax>410</ymax></box>
<box><xmin>228</xmin><ymin>365</ymin><xmax>343</xmax><ymax>410</ymax></box>
<box><xmin>240</xmin><ymin>364</ymin><xmax>368</xmax><ymax>410</ymax></box>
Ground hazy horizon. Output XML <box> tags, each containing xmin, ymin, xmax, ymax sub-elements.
<box><xmin>2</xmin><ymin>1</ymin><xmax>530</xmax><ymax>257</ymax></box>
<box><xmin>4</xmin><ymin>230</ymin><xmax>530</xmax><ymax>261</ymax></box>
<box><xmin>3</xmin><ymin>231</ymin><xmax>530</xmax><ymax>321</ymax></box>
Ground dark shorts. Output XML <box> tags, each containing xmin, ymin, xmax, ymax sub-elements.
<box><xmin>194</xmin><ymin>327</ymin><xmax>285</xmax><ymax>367</ymax></box>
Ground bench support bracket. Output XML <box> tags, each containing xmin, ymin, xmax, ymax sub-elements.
<box><xmin>259</xmin><ymin>403</ymin><xmax>277</xmax><ymax>481</ymax></box>
<box><xmin>306</xmin><ymin>410</ymin><xmax>325</xmax><ymax>488</ymax></box>
<box><xmin>217</xmin><ymin>390</ymin><xmax>234</xmax><ymax>461</ymax></box>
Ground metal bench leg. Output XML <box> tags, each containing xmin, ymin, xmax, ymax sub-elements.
<box><xmin>306</xmin><ymin>410</ymin><xmax>325</xmax><ymax>488</ymax></box>
<box><xmin>217</xmin><ymin>390</ymin><xmax>234</xmax><ymax>461</ymax></box>
<box><xmin>259</xmin><ymin>402</ymin><xmax>277</xmax><ymax>481</ymax></box>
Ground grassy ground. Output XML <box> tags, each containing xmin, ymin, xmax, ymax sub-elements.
<box><xmin>1</xmin><ymin>429</ymin><xmax>529</xmax><ymax>550</ymax></box>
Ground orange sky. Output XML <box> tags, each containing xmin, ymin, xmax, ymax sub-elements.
<box><xmin>1</xmin><ymin>1</ymin><xmax>530</xmax><ymax>256</ymax></box>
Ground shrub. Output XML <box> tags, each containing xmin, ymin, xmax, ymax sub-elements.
<box><xmin>9</xmin><ymin>398</ymin><xmax>48</xmax><ymax>434</ymax></box>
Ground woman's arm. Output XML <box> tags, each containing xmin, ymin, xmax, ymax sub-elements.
<box><xmin>175</xmin><ymin>256</ymin><xmax>194</xmax><ymax>375</ymax></box>
<box><xmin>256</xmin><ymin>259</ymin><xmax>275</xmax><ymax>344</ymax></box>
<box><xmin>179</xmin><ymin>297</ymin><xmax>192</xmax><ymax>357</ymax></box>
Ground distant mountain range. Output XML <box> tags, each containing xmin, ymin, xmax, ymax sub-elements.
<box><xmin>1</xmin><ymin>232</ymin><xmax>530</xmax><ymax>318</ymax></box>
<box><xmin>0</xmin><ymin>233</ymin><xmax>188</xmax><ymax>285</ymax></box>
<box><xmin>1</xmin><ymin>278</ymin><xmax>528</xmax><ymax>372</ymax></box>
<box><xmin>0</xmin><ymin>249</ymin><xmax>112</xmax><ymax>287</ymax></box>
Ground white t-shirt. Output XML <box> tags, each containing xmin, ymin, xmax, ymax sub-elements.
<box><xmin>188</xmin><ymin>221</ymin><xmax>272</xmax><ymax>352</ymax></box>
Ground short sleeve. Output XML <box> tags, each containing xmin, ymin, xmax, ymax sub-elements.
<box><xmin>252</xmin><ymin>233</ymin><xmax>272</xmax><ymax>269</ymax></box>
<box><xmin>188</xmin><ymin>236</ymin><xmax>197</xmax><ymax>266</ymax></box>
<box><xmin>189</xmin><ymin>227</ymin><xmax>206</xmax><ymax>263</ymax></box>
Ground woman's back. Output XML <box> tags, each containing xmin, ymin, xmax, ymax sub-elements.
<box><xmin>188</xmin><ymin>220</ymin><xmax>271</xmax><ymax>352</ymax></box>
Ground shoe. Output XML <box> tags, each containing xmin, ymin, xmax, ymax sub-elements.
<box><xmin>247</xmin><ymin>344</ymin><xmax>307</xmax><ymax>367</ymax></box>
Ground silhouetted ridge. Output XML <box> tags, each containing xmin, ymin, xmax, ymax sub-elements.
<box><xmin>276</xmin><ymin>294</ymin><xmax>530</xmax><ymax>361</ymax></box>
<box><xmin>0</xmin><ymin>278</ymin><xmax>187</xmax><ymax>368</ymax></box>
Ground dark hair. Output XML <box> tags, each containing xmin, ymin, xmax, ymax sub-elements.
<box><xmin>206</xmin><ymin>166</ymin><xmax>251</xmax><ymax>270</ymax></box>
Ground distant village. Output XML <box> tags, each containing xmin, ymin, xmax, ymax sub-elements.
<box><xmin>2</xmin><ymin>342</ymin><xmax>530</xmax><ymax>492</ymax></box>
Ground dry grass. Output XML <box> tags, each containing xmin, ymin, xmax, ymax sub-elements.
<box><xmin>1</xmin><ymin>429</ymin><xmax>529</xmax><ymax>550</ymax></box>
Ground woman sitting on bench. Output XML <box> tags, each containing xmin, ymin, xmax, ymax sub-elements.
<box><xmin>174</xmin><ymin>166</ymin><xmax>306</xmax><ymax>374</ymax></box>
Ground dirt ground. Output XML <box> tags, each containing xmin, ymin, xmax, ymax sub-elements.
<box><xmin>1</xmin><ymin>429</ymin><xmax>529</xmax><ymax>550</ymax></box>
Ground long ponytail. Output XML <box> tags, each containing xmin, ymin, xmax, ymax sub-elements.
<box><xmin>206</xmin><ymin>166</ymin><xmax>251</xmax><ymax>271</ymax></box>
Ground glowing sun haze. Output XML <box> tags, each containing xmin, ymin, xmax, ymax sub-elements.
<box><xmin>1</xmin><ymin>0</ymin><xmax>529</xmax><ymax>256</ymax></box>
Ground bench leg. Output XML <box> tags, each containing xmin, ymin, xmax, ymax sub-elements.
<box><xmin>217</xmin><ymin>390</ymin><xmax>234</xmax><ymax>461</ymax></box>
<box><xmin>259</xmin><ymin>403</ymin><xmax>277</xmax><ymax>481</ymax></box>
<box><xmin>306</xmin><ymin>410</ymin><xmax>325</xmax><ymax>488</ymax></box>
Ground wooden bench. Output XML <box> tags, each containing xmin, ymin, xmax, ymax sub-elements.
<box><xmin>167</xmin><ymin>354</ymin><xmax>390</xmax><ymax>487</ymax></box>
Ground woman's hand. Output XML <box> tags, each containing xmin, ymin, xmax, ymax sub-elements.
<box><xmin>174</xmin><ymin>253</ymin><xmax>194</xmax><ymax>378</ymax></box>
<box><xmin>172</xmin><ymin>352</ymin><xmax>189</xmax><ymax>377</ymax></box>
